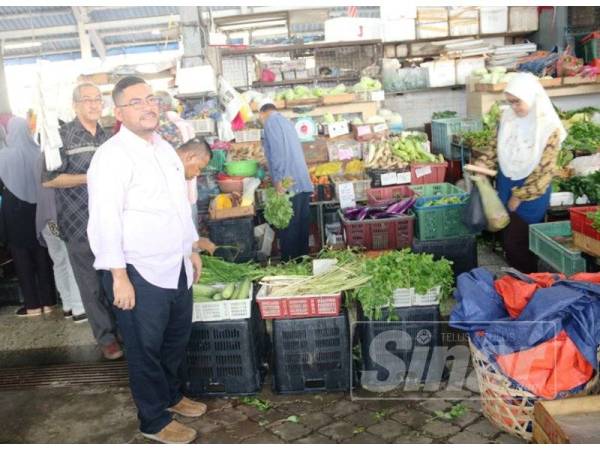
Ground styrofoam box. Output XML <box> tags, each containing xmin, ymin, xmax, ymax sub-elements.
<box><xmin>509</xmin><ymin>6</ymin><xmax>539</xmax><ymax>32</ymax></box>
<box><xmin>417</xmin><ymin>7</ymin><xmax>449</xmax><ymax>39</ymax></box>
<box><xmin>381</xmin><ymin>4</ymin><xmax>417</xmax><ymax>20</ymax></box>
<box><xmin>480</xmin><ymin>6</ymin><xmax>508</xmax><ymax>34</ymax></box>
<box><xmin>324</xmin><ymin>17</ymin><xmax>382</xmax><ymax>42</ymax></box>
<box><xmin>550</xmin><ymin>192</ymin><xmax>575</xmax><ymax>207</ymax></box>
<box><xmin>369</xmin><ymin>90</ymin><xmax>386</xmax><ymax>102</ymax></box>
<box><xmin>382</xmin><ymin>19</ymin><xmax>416</xmax><ymax>42</ymax></box>
<box><xmin>176</xmin><ymin>64</ymin><xmax>217</xmax><ymax>95</ymax></box>
<box><xmin>455</xmin><ymin>57</ymin><xmax>486</xmax><ymax>85</ymax></box>
<box><xmin>421</xmin><ymin>59</ymin><xmax>456</xmax><ymax>87</ymax></box>
<box><xmin>449</xmin><ymin>6</ymin><xmax>480</xmax><ymax>37</ymax></box>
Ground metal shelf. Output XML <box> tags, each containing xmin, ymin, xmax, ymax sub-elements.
<box><xmin>386</xmin><ymin>85</ymin><xmax>466</xmax><ymax>95</ymax></box>
<box><xmin>252</xmin><ymin>75</ymin><xmax>359</xmax><ymax>88</ymax></box>
<box><xmin>220</xmin><ymin>39</ymin><xmax>382</xmax><ymax>56</ymax></box>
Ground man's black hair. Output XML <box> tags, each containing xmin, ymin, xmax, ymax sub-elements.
<box><xmin>112</xmin><ymin>76</ymin><xmax>148</xmax><ymax>105</ymax></box>
<box><xmin>259</xmin><ymin>103</ymin><xmax>277</xmax><ymax>113</ymax></box>
<box><xmin>177</xmin><ymin>137</ymin><xmax>213</xmax><ymax>159</ymax></box>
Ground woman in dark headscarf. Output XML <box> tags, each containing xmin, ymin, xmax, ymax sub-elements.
<box><xmin>0</xmin><ymin>117</ymin><xmax>56</xmax><ymax>316</ymax></box>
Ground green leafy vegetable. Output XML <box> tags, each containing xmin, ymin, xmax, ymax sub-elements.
<box><xmin>434</xmin><ymin>404</ymin><xmax>468</xmax><ymax>421</ymax></box>
<box><xmin>553</xmin><ymin>172</ymin><xmax>600</xmax><ymax>204</ymax></box>
<box><xmin>241</xmin><ymin>397</ymin><xmax>272</xmax><ymax>412</ymax></box>
<box><xmin>587</xmin><ymin>210</ymin><xmax>600</xmax><ymax>232</ymax></box>
<box><xmin>432</xmin><ymin>111</ymin><xmax>457</xmax><ymax>120</ymax></box>
<box><xmin>286</xmin><ymin>415</ymin><xmax>300</xmax><ymax>423</ymax></box>
<box><xmin>422</xmin><ymin>196</ymin><xmax>465</xmax><ymax>207</ymax></box>
<box><xmin>562</xmin><ymin>121</ymin><xmax>600</xmax><ymax>155</ymax></box>
<box><xmin>264</xmin><ymin>188</ymin><xmax>294</xmax><ymax>230</ymax></box>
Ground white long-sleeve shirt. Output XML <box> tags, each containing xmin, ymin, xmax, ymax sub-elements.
<box><xmin>87</xmin><ymin>125</ymin><xmax>199</xmax><ymax>289</ymax></box>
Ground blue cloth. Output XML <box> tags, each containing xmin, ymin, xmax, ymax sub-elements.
<box><xmin>450</xmin><ymin>269</ymin><xmax>600</xmax><ymax>367</ymax></box>
<box><xmin>496</xmin><ymin>169</ymin><xmax>551</xmax><ymax>224</ymax></box>
<box><xmin>262</xmin><ymin>112</ymin><xmax>313</xmax><ymax>195</ymax></box>
<box><xmin>103</xmin><ymin>263</ymin><xmax>192</xmax><ymax>434</ymax></box>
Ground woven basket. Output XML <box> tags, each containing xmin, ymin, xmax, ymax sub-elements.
<box><xmin>469</xmin><ymin>338</ymin><xmax>600</xmax><ymax>441</ymax></box>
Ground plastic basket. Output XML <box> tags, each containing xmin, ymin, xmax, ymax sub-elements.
<box><xmin>234</xmin><ymin>129</ymin><xmax>262</xmax><ymax>143</ymax></box>
<box><xmin>339</xmin><ymin>210</ymin><xmax>415</xmax><ymax>251</ymax></box>
<box><xmin>413</xmin><ymin>193</ymin><xmax>471</xmax><ymax>240</ymax></box>
<box><xmin>431</xmin><ymin>118</ymin><xmax>483</xmax><ymax>159</ymax></box>
<box><xmin>410</xmin><ymin>162</ymin><xmax>448</xmax><ymax>185</ymax></box>
<box><xmin>412</xmin><ymin>235</ymin><xmax>478</xmax><ymax>278</ymax></box>
<box><xmin>330</xmin><ymin>175</ymin><xmax>372</xmax><ymax>202</ymax></box>
<box><xmin>358</xmin><ymin>304</ymin><xmax>443</xmax><ymax>385</ymax></box>
<box><xmin>208</xmin><ymin>216</ymin><xmax>256</xmax><ymax>263</ymax></box>
<box><xmin>367</xmin><ymin>185</ymin><xmax>417</xmax><ymax>207</ymax></box>
<box><xmin>255</xmin><ymin>280</ymin><xmax>342</xmax><ymax>319</ymax></box>
<box><xmin>468</xmin><ymin>338</ymin><xmax>600</xmax><ymax>441</ymax></box>
<box><xmin>413</xmin><ymin>285</ymin><xmax>442</xmax><ymax>306</ymax></box>
<box><xmin>410</xmin><ymin>182</ymin><xmax>465</xmax><ymax>197</ymax></box>
<box><xmin>272</xmin><ymin>311</ymin><xmax>351</xmax><ymax>394</ymax></box>
<box><xmin>192</xmin><ymin>284</ymin><xmax>253</xmax><ymax>322</ymax></box>
<box><xmin>528</xmin><ymin>221</ymin><xmax>587</xmax><ymax>276</ymax></box>
<box><xmin>185</xmin><ymin>303</ymin><xmax>268</xmax><ymax>397</ymax></box>
<box><xmin>582</xmin><ymin>31</ymin><xmax>600</xmax><ymax>64</ymax></box>
<box><xmin>569</xmin><ymin>206</ymin><xmax>600</xmax><ymax>241</ymax></box>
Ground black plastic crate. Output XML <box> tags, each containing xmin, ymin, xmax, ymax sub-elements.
<box><xmin>358</xmin><ymin>304</ymin><xmax>443</xmax><ymax>387</ymax></box>
<box><xmin>208</xmin><ymin>216</ymin><xmax>256</xmax><ymax>263</ymax></box>
<box><xmin>272</xmin><ymin>311</ymin><xmax>351</xmax><ymax>394</ymax></box>
<box><xmin>411</xmin><ymin>235</ymin><xmax>477</xmax><ymax>278</ymax></box>
<box><xmin>184</xmin><ymin>303</ymin><xmax>269</xmax><ymax>397</ymax></box>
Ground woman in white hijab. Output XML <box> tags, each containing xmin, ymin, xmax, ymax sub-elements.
<box><xmin>475</xmin><ymin>72</ymin><xmax>566</xmax><ymax>272</ymax></box>
<box><xmin>0</xmin><ymin>117</ymin><xmax>56</xmax><ymax>316</ymax></box>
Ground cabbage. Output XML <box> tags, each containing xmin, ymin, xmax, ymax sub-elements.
<box><xmin>282</xmin><ymin>89</ymin><xmax>296</xmax><ymax>101</ymax></box>
<box><xmin>367</xmin><ymin>115</ymin><xmax>385</xmax><ymax>124</ymax></box>
<box><xmin>330</xmin><ymin>84</ymin><xmax>347</xmax><ymax>95</ymax></box>
<box><xmin>353</xmin><ymin>77</ymin><xmax>382</xmax><ymax>92</ymax></box>
<box><xmin>472</xmin><ymin>68</ymin><xmax>488</xmax><ymax>77</ymax></box>
<box><xmin>490</xmin><ymin>67</ymin><xmax>507</xmax><ymax>74</ymax></box>
<box><xmin>323</xmin><ymin>112</ymin><xmax>335</xmax><ymax>124</ymax></box>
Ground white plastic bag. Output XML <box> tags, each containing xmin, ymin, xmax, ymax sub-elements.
<box><xmin>471</xmin><ymin>175</ymin><xmax>510</xmax><ymax>232</ymax></box>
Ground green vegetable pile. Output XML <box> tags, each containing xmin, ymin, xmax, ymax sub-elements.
<box><xmin>587</xmin><ymin>210</ymin><xmax>600</xmax><ymax>232</ymax></box>
<box><xmin>458</xmin><ymin>129</ymin><xmax>494</xmax><ymax>149</ymax></box>
<box><xmin>274</xmin><ymin>84</ymin><xmax>348</xmax><ymax>101</ymax></box>
<box><xmin>391</xmin><ymin>134</ymin><xmax>443</xmax><ymax>164</ymax></box>
<box><xmin>553</xmin><ymin>172</ymin><xmax>600</xmax><ymax>204</ymax></box>
<box><xmin>356</xmin><ymin>249</ymin><xmax>454</xmax><ymax>320</ymax></box>
<box><xmin>199</xmin><ymin>255</ymin><xmax>311</xmax><ymax>284</ymax></box>
<box><xmin>352</xmin><ymin>76</ymin><xmax>382</xmax><ymax>93</ymax></box>
<box><xmin>421</xmin><ymin>196</ymin><xmax>465</xmax><ymax>207</ymax></box>
<box><xmin>482</xmin><ymin>102</ymin><xmax>501</xmax><ymax>131</ymax></box>
<box><xmin>193</xmin><ymin>279</ymin><xmax>252</xmax><ymax>303</ymax></box>
<box><xmin>561</xmin><ymin>121</ymin><xmax>600</xmax><ymax>155</ymax></box>
<box><xmin>432</xmin><ymin>111</ymin><xmax>457</xmax><ymax>120</ymax></box>
<box><xmin>264</xmin><ymin>187</ymin><xmax>294</xmax><ymax>230</ymax></box>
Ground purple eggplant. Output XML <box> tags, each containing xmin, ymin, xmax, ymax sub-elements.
<box><xmin>357</xmin><ymin>207</ymin><xmax>370</xmax><ymax>221</ymax></box>
<box><xmin>385</xmin><ymin>197</ymin><xmax>414</xmax><ymax>214</ymax></box>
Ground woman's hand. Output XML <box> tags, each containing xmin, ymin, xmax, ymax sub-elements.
<box><xmin>508</xmin><ymin>195</ymin><xmax>521</xmax><ymax>212</ymax></box>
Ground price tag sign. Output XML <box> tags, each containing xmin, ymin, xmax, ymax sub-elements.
<box><xmin>396</xmin><ymin>171</ymin><xmax>412</xmax><ymax>184</ymax></box>
<box><xmin>372</xmin><ymin>123</ymin><xmax>388</xmax><ymax>133</ymax></box>
<box><xmin>415</xmin><ymin>165</ymin><xmax>432</xmax><ymax>179</ymax></box>
<box><xmin>338</xmin><ymin>146</ymin><xmax>354</xmax><ymax>160</ymax></box>
<box><xmin>338</xmin><ymin>182</ymin><xmax>356</xmax><ymax>209</ymax></box>
<box><xmin>380</xmin><ymin>172</ymin><xmax>398</xmax><ymax>187</ymax></box>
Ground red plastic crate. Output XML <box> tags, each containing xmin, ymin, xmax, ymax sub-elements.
<box><xmin>569</xmin><ymin>206</ymin><xmax>600</xmax><ymax>240</ymax></box>
<box><xmin>256</xmin><ymin>285</ymin><xmax>342</xmax><ymax>319</ymax></box>
<box><xmin>410</xmin><ymin>161</ymin><xmax>448</xmax><ymax>185</ymax></box>
<box><xmin>339</xmin><ymin>210</ymin><xmax>415</xmax><ymax>250</ymax></box>
<box><xmin>366</xmin><ymin>185</ymin><xmax>417</xmax><ymax>207</ymax></box>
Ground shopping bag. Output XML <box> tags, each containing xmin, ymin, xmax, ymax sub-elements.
<box><xmin>471</xmin><ymin>175</ymin><xmax>510</xmax><ymax>232</ymax></box>
<box><xmin>461</xmin><ymin>182</ymin><xmax>486</xmax><ymax>233</ymax></box>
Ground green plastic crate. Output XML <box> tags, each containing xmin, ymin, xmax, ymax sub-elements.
<box><xmin>431</xmin><ymin>118</ymin><xmax>482</xmax><ymax>160</ymax></box>
<box><xmin>529</xmin><ymin>221</ymin><xmax>587</xmax><ymax>276</ymax></box>
<box><xmin>410</xmin><ymin>183</ymin><xmax>465</xmax><ymax>198</ymax></box>
<box><xmin>413</xmin><ymin>193</ymin><xmax>472</xmax><ymax>241</ymax></box>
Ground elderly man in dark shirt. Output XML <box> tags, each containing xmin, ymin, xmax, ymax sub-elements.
<box><xmin>43</xmin><ymin>83</ymin><xmax>121</xmax><ymax>360</ymax></box>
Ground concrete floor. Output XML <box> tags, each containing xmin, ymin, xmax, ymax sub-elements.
<box><xmin>0</xmin><ymin>241</ymin><xmax>528</xmax><ymax>444</ymax></box>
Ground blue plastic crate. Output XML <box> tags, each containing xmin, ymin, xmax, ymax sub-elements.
<box><xmin>431</xmin><ymin>118</ymin><xmax>482</xmax><ymax>160</ymax></box>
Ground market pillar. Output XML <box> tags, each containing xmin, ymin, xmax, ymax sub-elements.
<box><xmin>178</xmin><ymin>6</ymin><xmax>208</xmax><ymax>68</ymax></box>
<box><xmin>0</xmin><ymin>43</ymin><xmax>11</xmax><ymax>114</ymax></box>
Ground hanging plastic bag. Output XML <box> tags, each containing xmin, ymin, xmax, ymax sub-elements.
<box><xmin>471</xmin><ymin>175</ymin><xmax>510</xmax><ymax>232</ymax></box>
<box><xmin>461</xmin><ymin>181</ymin><xmax>487</xmax><ymax>234</ymax></box>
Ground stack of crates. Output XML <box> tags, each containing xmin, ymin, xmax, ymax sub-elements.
<box><xmin>185</xmin><ymin>302</ymin><xmax>269</xmax><ymax>397</ymax></box>
<box><xmin>270</xmin><ymin>310</ymin><xmax>352</xmax><ymax>394</ymax></box>
<box><xmin>357</xmin><ymin>303</ymin><xmax>444</xmax><ymax>387</ymax></box>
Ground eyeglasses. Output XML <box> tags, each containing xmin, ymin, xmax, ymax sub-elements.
<box><xmin>77</xmin><ymin>98</ymin><xmax>104</xmax><ymax>106</ymax></box>
<box><xmin>116</xmin><ymin>96</ymin><xmax>162</xmax><ymax>110</ymax></box>
<box><xmin>506</xmin><ymin>98</ymin><xmax>522</xmax><ymax>106</ymax></box>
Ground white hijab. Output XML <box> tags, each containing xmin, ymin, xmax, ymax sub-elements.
<box><xmin>497</xmin><ymin>72</ymin><xmax>567</xmax><ymax>180</ymax></box>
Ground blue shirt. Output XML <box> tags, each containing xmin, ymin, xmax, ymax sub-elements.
<box><xmin>262</xmin><ymin>112</ymin><xmax>313</xmax><ymax>195</ymax></box>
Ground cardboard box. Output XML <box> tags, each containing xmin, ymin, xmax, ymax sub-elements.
<box><xmin>209</xmin><ymin>197</ymin><xmax>255</xmax><ymax>221</ymax></box>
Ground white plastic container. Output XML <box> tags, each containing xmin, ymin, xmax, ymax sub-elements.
<box><xmin>421</xmin><ymin>59</ymin><xmax>456</xmax><ymax>87</ymax></box>
<box><xmin>413</xmin><ymin>286</ymin><xmax>442</xmax><ymax>306</ymax></box>
<box><xmin>449</xmin><ymin>6</ymin><xmax>479</xmax><ymax>37</ymax></box>
<box><xmin>382</xmin><ymin>19</ymin><xmax>416</xmax><ymax>42</ymax></box>
<box><xmin>324</xmin><ymin>17</ymin><xmax>382</xmax><ymax>42</ymax></box>
<box><xmin>508</xmin><ymin>6</ymin><xmax>539</xmax><ymax>32</ymax></box>
<box><xmin>480</xmin><ymin>6</ymin><xmax>508</xmax><ymax>34</ymax></box>
<box><xmin>550</xmin><ymin>192</ymin><xmax>575</xmax><ymax>207</ymax></box>
<box><xmin>192</xmin><ymin>284</ymin><xmax>253</xmax><ymax>322</ymax></box>
<box><xmin>455</xmin><ymin>57</ymin><xmax>486</xmax><ymax>85</ymax></box>
<box><xmin>417</xmin><ymin>7</ymin><xmax>449</xmax><ymax>39</ymax></box>
<box><xmin>176</xmin><ymin>64</ymin><xmax>217</xmax><ymax>95</ymax></box>
<box><xmin>381</xmin><ymin>4</ymin><xmax>417</xmax><ymax>20</ymax></box>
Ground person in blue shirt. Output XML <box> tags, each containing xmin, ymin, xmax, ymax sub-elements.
<box><xmin>258</xmin><ymin>100</ymin><xmax>313</xmax><ymax>261</ymax></box>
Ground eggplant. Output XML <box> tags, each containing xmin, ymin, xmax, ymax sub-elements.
<box><xmin>385</xmin><ymin>197</ymin><xmax>413</xmax><ymax>214</ymax></box>
<box><xmin>357</xmin><ymin>207</ymin><xmax>370</xmax><ymax>221</ymax></box>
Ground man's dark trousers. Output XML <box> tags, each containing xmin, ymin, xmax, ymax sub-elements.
<box><xmin>102</xmin><ymin>262</ymin><xmax>193</xmax><ymax>434</ymax></box>
<box><xmin>279</xmin><ymin>192</ymin><xmax>311</xmax><ymax>261</ymax></box>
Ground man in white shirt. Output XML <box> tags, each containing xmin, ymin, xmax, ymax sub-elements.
<box><xmin>87</xmin><ymin>76</ymin><xmax>205</xmax><ymax>444</ymax></box>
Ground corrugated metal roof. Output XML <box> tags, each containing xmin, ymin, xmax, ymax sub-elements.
<box><xmin>0</xmin><ymin>6</ymin><xmax>67</xmax><ymax>15</ymax></box>
<box><xmin>88</xmin><ymin>6</ymin><xmax>178</xmax><ymax>23</ymax></box>
<box><xmin>104</xmin><ymin>32</ymin><xmax>169</xmax><ymax>46</ymax></box>
<box><xmin>0</xmin><ymin>12</ymin><xmax>76</xmax><ymax>31</ymax></box>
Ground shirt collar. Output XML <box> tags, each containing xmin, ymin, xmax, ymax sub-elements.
<box><xmin>118</xmin><ymin>124</ymin><xmax>161</xmax><ymax>149</ymax></box>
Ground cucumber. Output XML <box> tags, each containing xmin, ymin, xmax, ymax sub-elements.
<box><xmin>193</xmin><ymin>284</ymin><xmax>218</xmax><ymax>301</ymax></box>
<box><xmin>230</xmin><ymin>282</ymin><xmax>243</xmax><ymax>300</ymax></box>
<box><xmin>221</xmin><ymin>283</ymin><xmax>236</xmax><ymax>300</ymax></box>
<box><xmin>238</xmin><ymin>279</ymin><xmax>252</xmax><ymax>300</ymax></box>
<box><xmin>212</xmin><ymin>293</ymin><xmax>223</xmax><ymax>301</ymax></box>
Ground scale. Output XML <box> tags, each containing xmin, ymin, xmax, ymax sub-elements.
<box><xmin>294</xmin><ymin>115</ymin><xmax>317</xmax><ymax>142</ymax></box>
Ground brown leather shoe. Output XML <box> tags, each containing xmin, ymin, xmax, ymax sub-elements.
<box><xmin>101</xmin><ymin>341</ymin><xmax>123</xmax><ymax>360</ymax></box>
<box><xmin>167</xmin><ymin>396</ymin><xmax>207</xmax><ymax>418</ymax></box>
<box><xmin>142</xmin><ymin>420</ymin><xmax>197</xmax><ymax>444</ymax></box>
